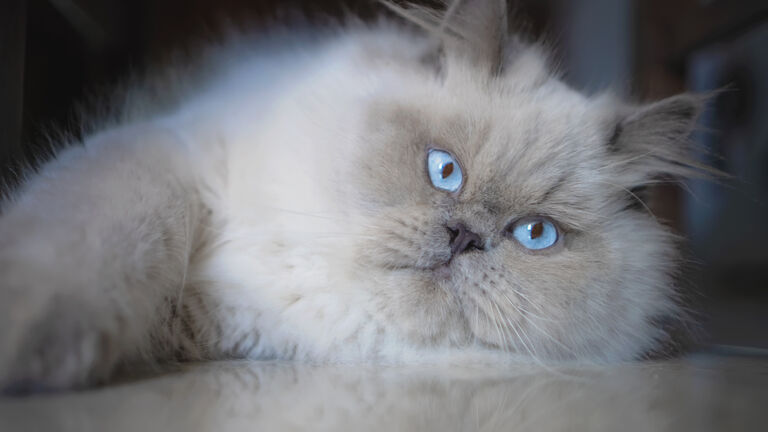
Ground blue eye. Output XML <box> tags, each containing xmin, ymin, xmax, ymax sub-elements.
<box><xmin>510</xmin><ymin>218</ymin><xmax>559</xmax><ymax>250</ymax></box>
<box><xmin>427</xmin><ymin>149</ymin><xmax>463</xmax><ymax>192</ymax></box>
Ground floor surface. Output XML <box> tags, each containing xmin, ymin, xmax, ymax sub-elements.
<box><xmin>1</xmin><ymin>351</ymin><xmax>767</xmax><ymax>431</ymax></box>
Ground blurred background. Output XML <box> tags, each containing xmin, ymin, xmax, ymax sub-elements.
<box><xmin>1</xmin><ymin>0</ymin><xmax>767</xmax><ymax>351</ymax></box>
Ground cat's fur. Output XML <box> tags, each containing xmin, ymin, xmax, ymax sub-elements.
<box><xmin>0</xmin><ymin>0</ymin><xmax>704</xmax><ymax>391</ymax></box>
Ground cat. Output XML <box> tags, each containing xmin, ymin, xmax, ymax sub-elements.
<box><xmin>0</xmin><ymin>0</ymin><xmax>705</xmax><ymax>392</ymax></box>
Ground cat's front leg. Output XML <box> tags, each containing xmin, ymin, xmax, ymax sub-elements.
<box><xmin>0</xmin><ymin>275</ymin><xmax>125</xmax><ymax>393</ymax></box>
<box><xmin>0</xmin><ymin>126</ymin><xmax>211</xmax><ymax>392</ymax></box>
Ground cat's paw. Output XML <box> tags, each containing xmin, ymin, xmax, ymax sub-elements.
<box><xmin>0</xmin><ymin>297</ymin><xmax>121</xmax><ymax>394</ymax></box>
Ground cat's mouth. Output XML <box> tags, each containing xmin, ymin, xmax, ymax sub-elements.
<box><xmin>368</xmin><ymin>235</ymin><xmax>482</xmax><ymax>279</ymax></box>
<box><xmin>380</xmin><ymin>257</ymin><xmax>454</xmax><ymax>280</ymax></box>
<box><xmin>431</xmin><ymin>262</ymin><xmax>453</xmax><ymax>281</ymax></box>
<box><xmin>427</xmin><ymin>250</ymin><xmax>482</xmax><ymax>281</ymax></box>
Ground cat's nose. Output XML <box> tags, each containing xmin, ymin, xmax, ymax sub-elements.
<box><xmin>446</xmin><ymin>222</ymin><xmax>484</xmax><ymax>257</ymax></box>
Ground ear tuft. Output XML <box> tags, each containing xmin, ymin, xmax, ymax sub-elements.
<box><xmin>443</xmin><ymin>0</ymin><xmax>508</xmax><ymax>74</ymax></box>
<box><xmin>617</xmin><ymin>94</ymin><xmax>703</xmax><ymax>148</ymax></box>
<box><xmin>380</xmin><ymin>0</ymin><xmax>509</xmax><ymax>76</ymax></box>
<box><xmin>608</xmin><ymin>93</ymin><xmax>709</xmax><ymax>186</ymax></box>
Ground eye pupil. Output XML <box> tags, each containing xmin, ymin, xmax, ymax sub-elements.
<box><xmin>530</xmin><ymin>222</ymin><xmax>543</xmax><ymax>239</ymax></box>
<box><xmin>441</xmin><ymin>162</ymin><xmax>454</xmax><ymax>179</ymax></box>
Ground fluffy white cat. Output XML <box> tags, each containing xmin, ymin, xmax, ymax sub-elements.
<box><xmin>0</xmin><ymin>0</ymin><xmax>704</xmax><ymax>391</ymax></box>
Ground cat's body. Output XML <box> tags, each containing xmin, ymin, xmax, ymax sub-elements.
<box><xmin>0</xmin><ymin>0</ymin><xmax>703</xmax><ymax>391</ymax></box>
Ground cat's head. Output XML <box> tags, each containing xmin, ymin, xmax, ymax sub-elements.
<box><xmin>321</xmin><ymin>0</ymin><xmax>704</xmax><ymax>361</ymax></box>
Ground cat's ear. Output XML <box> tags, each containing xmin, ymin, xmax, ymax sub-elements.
<box><xmin>607</xmin><ymin>93</ymin><xmax>706</xmax><ymax>187</ymax></box>
<box><xmin>441</xmin><ymin>0</ymin><xmax>508</xmax><ymax>74</ymax></box>
<box><xmin>380</xmin><ymin>0</ymin><xmax>508</xmax><ymax>76</ymax></box>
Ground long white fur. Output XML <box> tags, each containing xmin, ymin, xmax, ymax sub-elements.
<box><xmin>0</xmin><ymin>1</ymin><xmax>702</xmax><ymax>390</ymax></box>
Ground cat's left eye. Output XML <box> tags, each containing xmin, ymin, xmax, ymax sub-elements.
<box><xmin>427</xmin><ymin>149</ymin><xmax>463</xmax><ymax>193</ymax></box>
<box><xmin>508</xmin><ymin>217</ymin><xmax>559</xmax><ymax>251</ymax></box>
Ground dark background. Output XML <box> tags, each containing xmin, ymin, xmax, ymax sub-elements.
<box><xmin>2</xmin><ymin>0</ymin><xmax>767</xmax><ymax>351</ymax></box>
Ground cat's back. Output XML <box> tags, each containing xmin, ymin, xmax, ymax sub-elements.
<box><xmin>157</xmin><ymin>22</ymin><xmax>426</xmax><ymax>131</ymax></box>
<box><xmin>151</xmin><ymin>21</ymin><xmax>433</xmax><ymax>219</ymax></box>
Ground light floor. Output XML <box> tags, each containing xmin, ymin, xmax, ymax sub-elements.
<box><xmin>1</xmin><ymin>350</ymin><xmax>767</xmax><ymax>431</ymax></box>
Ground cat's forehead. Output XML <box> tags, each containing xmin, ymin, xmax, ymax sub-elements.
<box><xmin>365</xmin><ymin>79</ymin><xmax>612</xmax><ymax>227</ymax></box>
<box><xmin>458</xmin><ymin>94</ymin><xmax>608</xmax><ymax>225</ymax></box>
<box><xmin>414</xmin><ymin>79</ymin><xmax>608</xmax><ymax>173</ymax></box>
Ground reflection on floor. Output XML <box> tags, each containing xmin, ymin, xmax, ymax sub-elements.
<box><xmin>1</xmin><ymin>351</ymin><xmax>767</xmax><ymax>431</ymax></box>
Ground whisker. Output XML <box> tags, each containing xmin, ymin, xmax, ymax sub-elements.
<box><xmin>596</xmin><ymin>180</ymin><xmax>658</xmax><ymax>222</ymax></box>
<box><xmin>496</xmin><ymin>274</ymin><xmax>547</xmax><ymax>315</ymax></box>
<box><xmin>499</xmin><ymin>291</ymin><xmax>558</xmax><ymax>324</ymax></box>
<box><xmin>488</xmin><ymin>300</ymin><xmax>509</xmax><ymax>354</ymax></box>
<box><xmin>595</xmin><ymin>151</ymin><xmax>657</xmax><ymax>173</ymax></box>
<box><xmin>495</xmin><ymin>301</ymin><xmax>536</xmax><ymax>361</ymax></box>
<box><xmin>505</xmin><ymin>296</ymin><xmax>577</xmax><ymax>357</ymax></box>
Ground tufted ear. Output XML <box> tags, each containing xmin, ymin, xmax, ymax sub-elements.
<box><xmin>608</xmin><ymin>93</ymin><xmax>707</xmax><ymax>187</ymax></box>
<box><xmin>442</xmin><ymin>0</ymin><xmax>508</xmax><ymax>74</ymax></box>
<box><xmin>380</xmin><ymin>0</ymin><xmax>509</xmax><ymax>75</ymax></box>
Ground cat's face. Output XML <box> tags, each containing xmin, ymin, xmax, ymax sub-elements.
<box><xmin>338</xmin><ymin>81</ymin><xmax>668</xmax><ymax>360</ymax></box>
<box><xmin>323</xmin><ymin>1</ymin><xmax>701</xmax><ymax>361</ymax></box>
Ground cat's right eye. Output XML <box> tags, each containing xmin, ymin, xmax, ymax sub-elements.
<box><xmin>427</xmin><ymin>149</ymin><xmax>463</xmax><ymax>193</ymax></box>
<box><xmin>507</xmin><ymin>217</ymin><xmax>559</xmax><ymax>251</ymax></box>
